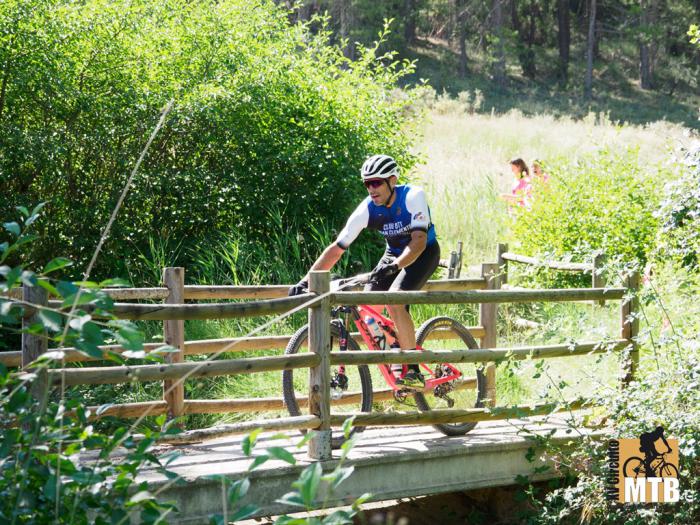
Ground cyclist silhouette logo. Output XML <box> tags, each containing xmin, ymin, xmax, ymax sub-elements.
<box><xmin>612</xmin><ymin>426</ymin><xmax>680</xmax><ymax>503</ymax></box>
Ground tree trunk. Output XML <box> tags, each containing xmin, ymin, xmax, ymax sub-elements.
<box><xmin>404</xmin><ymin>0</ymin><xmax>417</xmax><ymax>45</ymax></box>
<box><xmin>557</xmin><ymin>0</ymin><xmax>570</xmax><ymax>83</ymax></box>
<box><xmin>492</xmin><ymin>0</ymin><xmax>506</xmax><ymax>87</ymax></box>
<box><xmin>639</xmin><ymin>0</ymin><xmax>658</xmax><ymax>90</ymax></box>
<box><xmin>336</xmin><ymin>0</ymin><xmax>354</xmax><ymax>59</ymax></box>
<box><xmin>457</xmin><ymin>0</ymin><xmax>468</xmax><ymax>76</ymax></box>
<box><xmin>584</xmin><ymin>0</ymin><xmax>596</xmax><ymax>99</ymax></box>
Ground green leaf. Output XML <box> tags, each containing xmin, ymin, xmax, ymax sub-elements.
<box><xmin>242</xmin><ymin>428</ymin><xmax>262</xmax><ymax>456</ymax></box>
<box><xmin>129</xmin><ymin>491</ymin><xmax>154</xmax><ymax>505</ymax></box>
<box><xmin>266</xmin><ymin>446</ymin><xmax>296</xmax><ymax>465</ymax></box>
<box><xmin>3</xmin><ymin>222</ymin><xmax>20</xmax><ymax>236</ymax></box>
<box><xmin>248</xmin><ymin>454</ymin><xmax>269</xmax><ymax>471</ymax></box>
<box><xmin>230</xmin><ymin>504</ymin><xmax>259</xmax><ymax>521</ymax></box>
<box><xmin>15</xmin><ymin>206</ymin><xmax>29</xmax><ymax>217</ymax></box>
<box><xmin>36</xmin><ymin>279</ymin><xmax>60</xmax><ymax>298</ymax></box>
<box><xmin>43</xmin><ymin>257</ymin><xmax>73</xmax><ymax>275</ymax></box>
<box><xmin>99</xmin><ymin>278</ymin><xmax>132</xmax><ymax>287</ymax></box>
<box><xmin>38</xmin><ymin>309</ymin><xmax>63</xmax><ymax>332</ymax></box>
<box><xmin>228</xmin><ymin>478</ymin><xmax>250</xmax><ymax>505</ymax></box>
<box><xmin>275</xmin><ymin>491</ymin><xmax>306</xmax><ymax>509</ymax></box>
<box><xmin>293</xmin><ymin>462</ymin><xmax>322</xmax><ymax>507</ymax></box>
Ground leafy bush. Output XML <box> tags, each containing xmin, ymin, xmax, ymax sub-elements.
<box><xmin>509</xmin><ymin>149</ymin><xmax>662</xmax><ymax>286</ymax></box>
<box><xmin>0</xmin><ymin>0</ymin><xmax>420</xmax><ymax>282</ymax></box>
<box><xmin>517</xmin><ymin>265</ymin><xmax>700</xmax><ymax>524</ymax></box>
<box><xmin>653</xmin><ymin>143</ymin><xmax>700</xmax><ymax>270</ymax></box>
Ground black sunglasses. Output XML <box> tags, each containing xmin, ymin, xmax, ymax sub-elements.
<box><xmin>364</xmin><ymin>179</ymin><xmax>385</xmax><ymax>189</ymax></box>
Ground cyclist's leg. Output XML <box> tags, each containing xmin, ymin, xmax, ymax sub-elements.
<box><xmin>388</xmin><ymin>242</ymin><xmax>441</xmax><ymax>375</ymax></box>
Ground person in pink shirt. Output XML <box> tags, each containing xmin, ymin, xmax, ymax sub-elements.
<box><xmin>501</xmin><ymin>158</ymin><xmax>532</xmax><ymax>208</ymax></box>
<box><xmin>532</xmin><ymin>159</ymin><xmax>549</xmax><ymax>183</ymax></box>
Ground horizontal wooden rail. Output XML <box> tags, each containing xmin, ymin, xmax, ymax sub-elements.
<box><xmin>152</xmin><ymin>415</ymin><xmax>322</xmax><ymax>444</ymax></box>
<box><xmin>1</xmin><ymin>277</ymin><xmax>486</xmax><ymax>302</ymax></box>
<box><xmin>329</xmin><ymin>340</ymin><xmax>628</xmax><ymax>366</ymax></box>
<box><xmin>47</xmin><ymin>353</ymin><xmax>320</xmax><ymax>386</ymax></box>
<box><xmin>329</xmin><ymin>399</ymin><xmax>587</xmax><ymax>427</ymax></box>
<box><xmin>87</xmin><ymin>380</ymin><xmax>478</xmax><ymax>419</ymax></box>
<box><xmin>43</xmin><ymin>339</ymin><xmax>622</xmax><ymax>388</ymax></box>
<box><xmin>0</xmin><ymin>327</ymin><xmax>486</xmax><ymax>367</ymax></box>
<box><xmin>36</xmin><ymin>293</ymin><xmax>320</xmax><ymax>320</ymax></box>
<box><xmin>501</xmin><ymin>252</ymin><xmax>591</xmax><ymax>272</ymax></box>
<box><xmin>331</xmin><ymin>287</ymin><xmax>624</xmax><ymax>307</ymax></box>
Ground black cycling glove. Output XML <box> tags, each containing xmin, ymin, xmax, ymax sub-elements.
<box><xmin>370</xmin><ymin>261</ymin><xmax>400</xmax><ymax>282</ymax></box>
<box><xmin>288</xmin><ymin>279</ymin><xmax>309</xmax><ymax>297</ymax></box>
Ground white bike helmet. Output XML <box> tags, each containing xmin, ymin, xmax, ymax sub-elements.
<box><xmin>361</xmin><ymin>154</ymin><xmax>398</xmax><ymax>180</ymax></box>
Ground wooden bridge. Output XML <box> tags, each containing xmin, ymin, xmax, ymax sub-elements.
<box><xmin>6</xmin><ymin>246</ymin><xmax>638</xmax><ymax>523</ymax></box>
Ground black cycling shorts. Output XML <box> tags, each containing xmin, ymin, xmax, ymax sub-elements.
<box><xmin>365</xmin><ymin>242</ymin><xmax>441</xmax><ymax>297</ymax></box>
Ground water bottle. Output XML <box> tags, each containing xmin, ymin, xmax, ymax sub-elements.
<box><xmin>364</xmin><ymin>316</ymin><xmax>385</xmax><ymax>348</ymax></box>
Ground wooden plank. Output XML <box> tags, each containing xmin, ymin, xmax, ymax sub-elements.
<box><xmin>329</xmin><ymin>340</ymin><xmax>628</xmax><ymax>366</ymax></box>
<box><xmin>307</xmin><ymin>271</ymin><xmax>332</xmax><ymax>460</ymax></box>
<box><xmin>480</xmin><ymin>263</ymin><xmax>498</xmax><ymax>407</ymax></box>
<box><xmin>153</xmin><ymin>415</ymin><xmax>322</xmax><ymax>444</ymax></box>
<box><xmin>331</xmin><ymin>287</ymin><xmax>625</xmax><ymax>307</ymax></box>
<box><xmin>329</xmin><ymin>399</ymin><xmax>588</xmax><ymax>427</ymax></box>
<box><xmin>0</xmin><ymin>327</ymin><xmax>487</xmax><ymax>368</ymax></box>
<box><xmin>184</xmin><ymin>285</ymin><xmax>290</xmax><ymax>300</ymax></box>
<box><xmin>501</xmin><ymin>252</ymin><xmax>591</xmax><ymax>272</ymax></box>
<box><xmin>620</xmin><ymin>271</ymin><xmax>640</xmax><ymax>386</ymax></box>
<box><xmin>22</xmin><ymin>284</ymin><xmax>48</xmax><ymax>402</ymax></box>
<box><xmin>47</xmin><ymin>353</ymin><xmax>320</xmax><ymax>386</ymax></box>
<box><xmin>163</xmin><ymin>267</ymin><xmax>185</xmax><ymax>418</ymax></box>
<box><xmin>497</xmin><ymin>243</ymin><xmax>508</xmax><ymax>285</ymax></box>
<box><xmin>39</xmin><ymin>293</ymin><xmax>320</xmax><ymax>320</ymax></box>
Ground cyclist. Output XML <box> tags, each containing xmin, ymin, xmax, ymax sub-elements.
<box><xmin>639</xmin><ymin>426</ymin><xmax>671</xmax><ymax>477</ymax></box>
<box><xmin>289</xmin><ymin>154</ymin><xmax>440</xmax><ymax>388</ymax></box>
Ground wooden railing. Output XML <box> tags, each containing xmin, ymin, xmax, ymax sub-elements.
<box><xmin>496</xmin><ymin>242</ymin><xmax>606</xmax><ymax>288</ymax></box>
<box><xmin>5</xmin><ymin>249</ymin><xmax>639</xmax><ymax>461</ymax></box>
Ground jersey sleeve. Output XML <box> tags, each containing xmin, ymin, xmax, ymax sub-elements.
<box><xmin>405</xmin><ymin>187</ymin><xmax>431</xmax><ymax>233</ymax></box>
<box><xmin>335</xmin><ymin>199</ymin><xmax>370</xmax><ymax>249</ymax></box>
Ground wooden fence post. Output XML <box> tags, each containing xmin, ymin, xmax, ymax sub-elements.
<box><xmin>447</xmin><ymin>250</ymin><xmax>458</xmax><ymax>279</ymax></box>
<box><xmin>22</xmin><ymin>283</ymin><xmax>48</xmax><ymax>402</ymax></box>
<box><xmin>163</xmin><ymin>267</ymin><xmax>185</xmax><ymax>419</ymax></box>
<box><xmin>496</xmin><ymin>243</ymin><xmax>508</xmax><ymax>285</ymax></box>
<box><xmin>455</xmin><ymin>241</ymin><xmax>463</xmax><ymax>278</ymax></box>
<box><xmin>307</xmin><ymin>271</ymin><xmax>332</xmax><ymax>460</ymax></box>
<box><xmin>620</xmin><ymin>271</ymin><xmax>640</xmax><ymax>386</ymax></box>
<box><xmin>480</xmin><ymin>262</ymin><xmax>499</xmax><ymax>407</ymax></box>
<box><xmin>592</xmin><ymin>252</ymin><xmax>606</xmax><ymax>306</ymax></box>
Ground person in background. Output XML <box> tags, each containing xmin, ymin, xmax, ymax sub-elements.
<box><xmin>500</xmin><ymin>158</ymin><xmax>532</xmax><ymax>208</ymax></box>
<box><xmin>532</xmin><ymin>159</ymin><xmax>549</xmax><ymax>183</ymax></box>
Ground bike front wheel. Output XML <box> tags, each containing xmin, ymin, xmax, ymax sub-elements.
<box><xmin>282</xmin><ymin>321</ymin><xmax>373</xmax><ymax>448</ymax></box>
<box><xmin>413</xmin><ymin>316</ymin><xmax>486</xmax><ymax>436</ymax></box>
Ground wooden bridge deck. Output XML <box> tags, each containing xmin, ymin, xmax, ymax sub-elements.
<box><xmin>138</xmin><ymin>415</ymin><xmax>601</xmax><ymax>524</ymax></box>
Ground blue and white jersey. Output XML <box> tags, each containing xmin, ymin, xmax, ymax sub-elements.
<box><xmin>335</xmin><ymin>185</ymin><xmax>437</xmax><ymax>256</ymax></box>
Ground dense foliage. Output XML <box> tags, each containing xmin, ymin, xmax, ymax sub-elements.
<box><xmin>520</xmin><ymin>266</ymin><xmax>700</xmax><ymax>524</ymax></box>
<box><xmin>0</xmin><ymin>0</ymin><xmax>420</xmax><ymax>281</ymax></box>
<box><xmin>508</xmin><ymin>149</ymin><xmax>661</xmax><ymax>285</ymax></box>
<box><xmin>654</xmin><ymin>144</ymin><xmax>700</xmax><ymax>270</ymax></box>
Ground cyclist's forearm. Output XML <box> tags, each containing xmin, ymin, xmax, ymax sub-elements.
<box><xmin>396</xmin><ymin>236</ymin><xmax>427</xmax><ymax>269</ymax></box>
<box><xmin>308</xmin><ymin>243</ymin><xmax>345</xmax><ymax>276</ymax></box>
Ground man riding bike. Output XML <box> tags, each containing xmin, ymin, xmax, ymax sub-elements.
<box><xmin>289</xmin><ymin>154</ymin><xmax>440</xmax><ymax>389</ymax></box>
<box><xmin>639</xmin><ymin>426</ymin><xmax>672</xmax><ymax>477</ymax></box>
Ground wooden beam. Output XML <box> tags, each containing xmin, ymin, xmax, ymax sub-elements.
<box><xmin>500</xmin><ymin>252</ymin><xmax>591</xmax><ymax>272</ymax></box>
<box><xmin>163</xmin><ymin>267</ymin><xmax>185</xmax><ymax>418</ymax></box>
<box><xmin>47</xmin><ymin>353</ymin><xmax>320</xmax><ymax>386</ymax></box>
<box><xmin>307</xmin><ymin>271</ymin><xmax>332</xmax><ymax>460</ymax></box>
<box><xmin>153</xmin><ymin>415</ymin><xmax>322</xmax><ymax>444</ymax></box>
<box><xmin>329</xmin><ymin>340</ymin><xmax>628</xmax><ymax>366</ymax></box>
<box><xmin>329</xmin><ymin>399</ymin><xmax>588</xmax><ymax>427</ymax></box>
<box><xmin>331</xmin><ymin>287</ymin><xmax>625</xmax><ymax>307</ymax></box>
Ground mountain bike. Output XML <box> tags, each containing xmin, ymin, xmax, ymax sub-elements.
<box><xmin>623</xmin><ymin>449</ymin><xmax>679</xmax><ymax>479</ymax></box>
<box><xmin>282</xmin><ymin>274</ymin><xmax>486</xmax><ymax>448</ymax></box>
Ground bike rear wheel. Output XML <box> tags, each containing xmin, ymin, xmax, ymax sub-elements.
<box><xmin>282</xmin><ymin>322</ymin><xmax>373</xmax><ymax>448</ymax></box>
<box><xmin>413</xmin><ymin>316</ymin><xmax>486</xmax><ymax>436</ymax></box>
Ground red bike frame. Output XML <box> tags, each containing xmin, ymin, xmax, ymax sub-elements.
<box><xmin>341</xmin><ymin>304</ymin><xmax>462</xmax><ymax>392</ymax></box>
